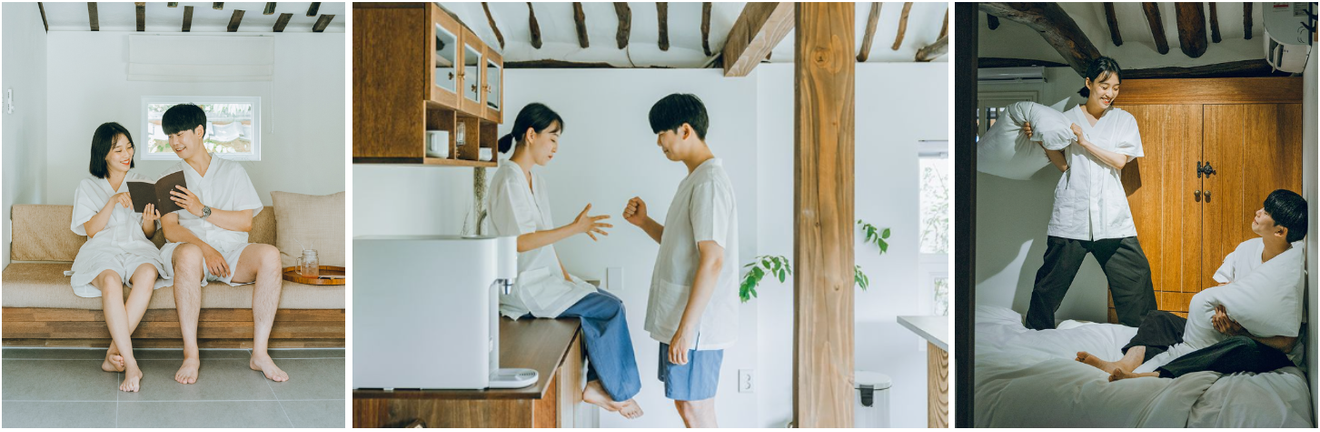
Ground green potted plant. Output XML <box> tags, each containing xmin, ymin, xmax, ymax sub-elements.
<box><xmin>739</xmin><ymin>219</ymin><xmax>891</xmax><ymax>302</ymax></box>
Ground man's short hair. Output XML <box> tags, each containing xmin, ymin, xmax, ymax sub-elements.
<box><xmin>649</xmin><ymin>93</ymin><xmax>709</xmax><ymax>141</ymax></box>
<box><xmin>1264</xmin><ymin>189</ymin><xmax>1308</xmax><ymax>243</ymax></box>
<box><xmin>162</xmin><ymin>103</ymin><xmax>208</xmax><ymax>137</ymax></box>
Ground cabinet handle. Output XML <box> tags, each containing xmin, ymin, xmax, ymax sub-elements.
<box><xmin>1194</xmin><ymin>190</ymin><xmax>1201</xmax><ymax>201</ymax></box>
<box><xmin>471</xmin><ymin>84</ymin><xmax>478</xmax><ymax>93</ymax></box>
<box><xmin>1205</xmin><ymin>190</ymin><xmax>1212</xmax><ymax>201</ymax></box>
<box><xmin>448</xmin><ymin>72</ymin><xmax>454</xmax><ymax>80</ymax></box>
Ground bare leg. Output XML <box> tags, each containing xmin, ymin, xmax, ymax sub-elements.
<box><xmin>1077</xmin><ymin>346</ymin><xmax>1145</xmax><ymax>375</ymax></box>
<box><xmin>95</xmin><ymin>270</ymin><xmax>140</xmax><ymax>392</ymax></box>
<box><xmin>1110</xmin><ymin>368</ymin><xmax>1161</xmax><ymax>381</ymax></box>
<box><xmin>675</xmin><ymin>399</ymin><xmax>717</xmax><ymax>428</ymax></box>
<box><xmin>582</xmin><ymin>380</ymin><xmax>644</xmax><ymax>418</ymax></box>
<box><xmin>171</xmin><ymin>244</ymin><xmax>204</xmax><ymax>385</ymax></box>
<box><xmin>230</xmin><ymin>244</ymin><xmax>288</xmax><ymax>382</ymax></box>
<box><xmin>117</xmin><ymin>264</ymin><xmax>159</xmax><ymax>392</ymax></box>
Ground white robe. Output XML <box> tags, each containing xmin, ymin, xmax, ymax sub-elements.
<box><xmin>1048</xmin><ymin>106</ymin><xmax>1144</xmax><ymax>241</ymax></box>
<box><xmin>69</xmin><ymin>172</ymin><xmax>170</xmax><ymax>298</ymax></box>
<box><xmin>158</xmin><ymin>155</ymin><xmax>265</xmax><ymax>286</ymax></box>
<box><xmin>486</xmin><ymin>162</ymin><xmax>595</xmax><ymax>319</ymax></box>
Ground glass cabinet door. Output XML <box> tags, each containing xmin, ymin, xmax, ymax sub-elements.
<box><xmin>434</xmin><ymin>24</ymin><xmax>458</xmax><ymax>94</ymax></box>
<box><xmin>486</xmin><ymin>58</ymin><xmax>501</xmax><ymax>113</ymax></box>
<box><xmin>463</xmin><ymin>43</ymin><xmax>483</xmax><ymax>106</ymax></box>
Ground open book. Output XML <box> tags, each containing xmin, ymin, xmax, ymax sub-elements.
<box><xmin>126</xmin><ymin>171</ymin><xmax>187</xmax><ymax>215</ymax></box>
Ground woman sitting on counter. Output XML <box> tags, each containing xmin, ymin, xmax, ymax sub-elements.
<box><xmin>486</xmin><ymin>103</ymin><xmax>644</xmax><ymax>420</ymax></box>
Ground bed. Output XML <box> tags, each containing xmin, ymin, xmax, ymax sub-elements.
<box><xmin>974</xmin><ymin>305</ymin><xmax>1313</xmax><ymax>427</ymax></box>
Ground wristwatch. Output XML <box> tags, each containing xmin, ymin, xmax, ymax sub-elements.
<box><xmin>201</xmin><ymin>205</ymin><xmax>212</xmax><ymax>220</ymax></box>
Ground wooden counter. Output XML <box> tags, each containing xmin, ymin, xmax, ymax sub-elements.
<box><xmin>353</xmin><ymin>317</ymin><xmax>596</xmax><ymax>427</ymax></box>
<box><xmin>898</xmin><ymin>316</ymin><xmax>949</xmax><ymax>428</ymax></box>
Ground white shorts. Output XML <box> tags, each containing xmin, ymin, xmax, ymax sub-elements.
<box><xmin>160</xmin><ymin>242</ymin><xmax>254</xmax><ymax>287</ymax></box>
<box><xmin>70</xmin><ymin>252</ymin><xmax>169</xmax><ymax>298</ymax></box>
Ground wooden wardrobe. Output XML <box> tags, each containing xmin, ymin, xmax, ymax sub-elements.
<box><xmin>1108</xmin><ymin>77</ymin><xmax>1304</xmax><ymax>321</ymax></box>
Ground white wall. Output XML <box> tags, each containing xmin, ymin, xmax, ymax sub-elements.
<box><xmin>2</xmin><ymin>3</ymin><xmax>49</xmax><ymax>269</ymax></box>
<box><xmin>44</xmin><ymin>32</ymin><xmax>346</xmax><ymax>206</ymax></box>
<box><xmin>1302</xmin><ymin>41</ymin><xmax>1317</xmax><ymax>420</ymax></box>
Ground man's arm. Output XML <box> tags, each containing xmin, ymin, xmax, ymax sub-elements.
<box><xmin>1213</xmin><ymin>305</ymin><xmax>1298</xmax><ymax>353</ymax></box>
<box><xmin>668</xmin><ymin>240</ymin><xmax>723</xmax><ymax>365</ymax></box>
<box><xmin>170</xmin><ymin>185</ymin><xmax>254</xmax><ymax>232</ymax></box>
<box><xmin>161</xmin><ymin>213</ymin><xmax>234</xmax><ymax>278</ymax></box>
<box><xmin>1250</xmin><ymin>334</ymin><xmax>1297</xmax><ymax>353</ymax></box>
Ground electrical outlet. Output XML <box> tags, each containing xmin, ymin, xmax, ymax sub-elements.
<box><xmin>738</xmin><ymin>369</ymin><xmax>754</xmax><ymax>393</ymax></box>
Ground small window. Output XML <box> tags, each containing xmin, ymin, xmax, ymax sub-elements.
<box><xmin>919</xmin><ymin>139</ymin><xmax>949</xmax><ymax>317</ymax></box>
<box><xmin>141</xmin><ymin>96</ymin><xmax>261</xmax><ymax>161</ymax></box>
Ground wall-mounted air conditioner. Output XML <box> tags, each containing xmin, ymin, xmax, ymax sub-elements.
<box><xmin>1263</xmin><ymin>2</ymin><xmax>1315</xmax><ymax>73</ymax></box>
<box><xmin>977</xmin><ymin>67</ymin><xmax>1046</xmax><ymax>84</ymax></box>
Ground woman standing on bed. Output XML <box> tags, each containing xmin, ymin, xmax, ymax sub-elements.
<box><xmin>1022</xmin><ymin>57</ymin><xmax>1157</xmax><ymax>330</ymax></box>
<box><xmin>70</xmin><ymin>122</ymin><xmax>169</xmax><ymax>392</ymax></box>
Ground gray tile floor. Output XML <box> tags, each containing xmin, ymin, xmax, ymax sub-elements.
<box><xmin>2</xmin><ymin>348</ymin><xmax>345</xmax><ymax>428</ymax></box>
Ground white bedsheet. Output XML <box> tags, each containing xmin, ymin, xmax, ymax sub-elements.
<box><xmin>975</xmin><ymin>305</ymin><xmax>1313</xmax><ymax>428</ymax></box>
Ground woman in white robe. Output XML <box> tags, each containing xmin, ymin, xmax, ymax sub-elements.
<box><xmin>70</xmin><ymin>123</ymin><xmax>168</xmax><ymax>392</ymax></box>
<box><xmin>486</xmin><ymin>103</ymin><xmax>644</xmax><ymax>419</ymax></box>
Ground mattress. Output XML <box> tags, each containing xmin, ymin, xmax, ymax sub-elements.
<box><xmin>974</xmin><ymin>305</ymin><xmax>1313</xmax><ymax>428</ymax></box>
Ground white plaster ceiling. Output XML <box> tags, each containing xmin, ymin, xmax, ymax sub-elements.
<box><xmin>40</xmin><ymin>2</ymin><xmax>344</xmax><ymax>33</ymax></box>
<box><xmin>442</xmin><ymin>2</ymin><xmax>950</xmax><ymax>68</ymax></box>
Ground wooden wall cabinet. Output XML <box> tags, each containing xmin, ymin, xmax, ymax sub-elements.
<box><xmin>354</xmin><ymin>2</ymin><xmax>504</xmax><ymax>167</ymax></box>
<box><xmin>1107</xmin><ymin>77</ymin><xmax>1303</xmax><ymax>320</ymax></box>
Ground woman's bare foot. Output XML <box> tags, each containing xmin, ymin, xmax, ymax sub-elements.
<box><xmin>1109</xmin><ymin>368</ymin><xmax>1159</xmax><ymax>382</ymax></box>
<box><xmin>617</xmin><ymin>399</ymin><xmax>644</xmax><ymax>419</ymax></box>
<box><xmin>175</xmin><ymin>357</ymin><xmax>200</xmax><ymax>384</ymax></box>
<box><xmin>582</xmin><ymin>380</ymin><xmax>626</xmax><ymax>412</ymax></box>
<box><xmin>120</xmin><ymin>364</ymin><xmax>144</xmax><ymax>392</ymax></box>
<box><xmin>102</xmin><ymin>349</ymin><xmax>125</xmax><ymax>373</ymax></box>
<box><xmin>250</xmin><ymin>354</ymin><xmax>289</xmax><ymax>382</ymax></box>
<box><xmin>1076</xmin><ymin>351</ymin><xmax>1119</xmax><ymax>374</ymax></box>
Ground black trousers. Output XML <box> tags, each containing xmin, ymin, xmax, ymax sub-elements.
<box><xmin>1025</xmin><ymin>236</ymin><xmax>1157</xmax><ymax>330</ymax></box>
<box><xmin>1121</xmin><ymin>310</ymin><xmax>1293</xmax><ymax>378</ymax></box>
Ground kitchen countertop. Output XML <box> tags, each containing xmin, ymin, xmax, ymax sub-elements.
<box><xmin>898</xmin><ymin>315</ymin><xmax>948</xmax><ymax>351</ymax></box>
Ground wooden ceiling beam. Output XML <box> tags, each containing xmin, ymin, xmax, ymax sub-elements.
<box><xmin>306</xmin><ymin>2</ymin><xmax>319</xmax><ymax>17</ymax></box>
<box><xmin>182</xmin><ymin>5</ymin><xmax>193</xmax><ymax>31</ymax></box>
<box><xmin>1124</xmin><ymin>59</ymin><xmax>1290</xmax><ymax>79</ymax></box>
<box><xmin>1208</xmin><ymin>2</ymin><xmax>1222</xmax><ymax>43</ymax></box>
<box><xmin>572</xmin><ymin>2</ymin><xmax>589</xmax><ymax>48</ymax></box>
<box><xmin>939</xmin><ymin>7</ymin><xmax>949</xmax><ymax>40</ymax></box>
<box><xmin>227</xmin><ymin>9</ymin><xmax>244</xmax><ymax>32</ymax></box>
<box><xmin>1243</xmin><ymin>2</ymin><xmax>1253</xmax><ymax>40</ymax></box>
<box><xmin>167</xmin><ymin>2</ymin><xmax>177</xmax><ymax>7</ymax></box>
<box><xmin>857</xmin><ymin>2</ymin><xmax>881</xmax><ymax>62</ymax></box>
<box><xmin>657</xmin><ymin>2</ymin><xmax>670</xmax><ymax>51</ymax></box>
<box><xmin>38</xmin><ymin>2</ymin><xmax>48</xmax><ymax>32</ymax></box>
<box><xmin>263</xmin><ymin>2</ymin><xmax>276</xmax><ymax>15</ymax></box>
<box><xmin>213</xmin><ymin>2</ymin><xmax>223</xmax><ymax>10</ymax></box>
<box><xmin>482</xmin><ymin>2</ymin><xmax>505</xmax><ymax>49</ymax></box>
<box><xmin>1103</xmin><ymin>2</ymin><xmax>1122</xmax><ymax>46</ymax></box>
<box><xmin>702</xmin><ymin>2</ymin><xmax>713</xmax><ymax>56</ymax></box>
<box><xmin>917</xmin><ymin>9</ymin><xmax>950</xmax><ymax>62</ymax></box>
<box><xmin>1142</xmin><ymin>2</ymin><xmax>1170</xmax><ymax>55</ymax></box>
<box><xmin>722</xmin><ymin>2</ymin><xmax>793</xmax><ymax>77</ymax></box>
<box><xmin>528</xmin><ymin>2</ymin><xmax>542</xmax><ymax>49</ymax></box>
<box><xmin>1174</xmin><ymin>3</ymin><xmax>1207</xmax><ymax>58</ymax></box>
<box><xmin>614</xmin><ymin>2</ymin><xmax>631</xmax><ymax>49</ymax></box>
<box><xmin>135</xmin><ymin>2</ymin><xmax>145</xmax><ymax>31</ymax></box>
<box><xmin>986</xmin><ymin>14</ymin><xmax>999</xmax><ymax>30</ymax></box>
<box><xmin>892</xmin><ymin>2</ymin><xmax>913</xmax><ymax>49</ymax></box>
<box><xmin>979</xmin><ymin>3</ymin><xmax>1101</xmax><ymax>76</ymax></box>
<box><xmin>312</xmin><ymin>14</ymin><xmax>334</xmax><ymax>33</ymax></box>
<box><xmin>273</xmin><ymin>12</ymin><xmax>292</xmax><ymax>32</ymax></box>
<box><xmin>88</xmin><ymin>2</ymin><xmax>99</xmax><ymax>31</ymax></box>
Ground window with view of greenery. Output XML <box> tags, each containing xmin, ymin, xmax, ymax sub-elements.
<box><xmin>919</xmin><ymin>158</ymin><xmax>949</xmax><ymax>255</ymax></box>
<box><xmin>142</xmin><ymin>98</ymin><xmax>260</xmax><ymax>161</ymax></box>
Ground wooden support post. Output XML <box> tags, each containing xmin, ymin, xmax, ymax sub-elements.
<box><xmin>482</xmin><ymin>2</ymin><xmax>505</xmax><ymax>49</ymax></box>
<box><xmin>1243</xmin><ymin>2</ymin><xmax>1253</xmax><ymax>40</ymax></box>
<box><xmin>614</xmin><ymin>2</ymin><xmax>631</xmax><ymax>49</ymax></box>
<box><xmin>182</xmin><ymin>5</ymin><xmax>193</xmax><ymax>31</ymax></box>
<box><xmin>1142</xmin><ymin>2</ymin><xmax>1170</xmax><ymax>55</ymax></box>
<box><xmin>702</xmin><ymin>2</ymin><xmax>713</xmax><ymax>56</ymax></box>
<box><xmin>312</xmin><ymin>14</ymin><xmax>334</xmax><ymax>33</ymax></box>
<box><xmin>227</xmin><ymin>9</ymin><xmax>244</xmax><ymax>32</ymax></box>
<box><xmin>273</xmin><ymin>12</ymin><xmax>292</xmax><ymax>32</ymax></box>
<box><xmin>1209</xmin><ymin>2</ymin><xmax>1222</xmax><ymax>43</ymax></box>
<box><xmin>722</xmin><ymin>2</ymin><xmax>793</xmax><ymax>77</ymax></box>
<box><xmin>657</xmin><ymin>2</ymin><xmax>670</xmax><ymax>51</ymax></box>
<box><xmin>88</xmin><ymin>2</ymin><xmax>99</xmax><ymax>31</ymax></box>
<box><xmin>528</xmin><ymin>3</ymin><xmax>542</xmax><ymax>49</ymax></box>
<box><xmin>1174</xmin><ymin>3</ymin><xmax>1207</xmax><ymax>58</ymax></box>
<box><xmin>857</xmin><ymin>2</ymin><xmax>881</xmax><ymax>62</ymax></box>
<box><xmin>953</xmin><ymin>3</ymin><xmax>977</xmax><ymax>427</ymax></box>
<box><xmin>135</xmin><ymin>2</ymin><xmax>145</xmax><ymax>31</ymax></box>
<box><xmin>1104</xmin><ymin>2</ymin><xmax>1123</xmax><ymax>46</ymax></box>
<box><xmin>892</xmin><ymin>2</ymin><xmax>913</xmax><ymax>50</ymax></box>
<box><xmin>793</xmin><ymin>2</ymin><xmax>854</xmax><ymax>428</ymax></box>
<box><xmin>572</xmin><ymin>2</ymin><xmax>589</xmax><ymax>48</ymax></box>
<box><xmin>979</xmin><ymin>3</ymin><xmax>1101</xmax><ymax>76</ymax></box>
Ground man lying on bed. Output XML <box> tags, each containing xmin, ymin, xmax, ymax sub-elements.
<box><xmin>1076</xmin><ymin>189</ymin><xmax>1307</xmax><ymax>382</ymax></box>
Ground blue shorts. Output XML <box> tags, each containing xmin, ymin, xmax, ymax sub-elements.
<box><xmin>657</xmin><ymin>336</ymin><xmax>724</xmax><ymax>401</ymax></box>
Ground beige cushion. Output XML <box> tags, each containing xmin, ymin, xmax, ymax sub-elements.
<box><xmin>270</xmin><ymin>191</ymin><xmax>345</xmax><ymax>268</ymax></box>
<box><xmin>9</xmin><ymin>204</ymin><xmax>277</xmax><ymax>261</ymax></box>
<box><xmin>1</xmin><ymin>262</ymin><xmax>344</xmax><ymax>310</ymax></box>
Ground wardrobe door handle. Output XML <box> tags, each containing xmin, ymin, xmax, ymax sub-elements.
<box><xmin>1194</xmin><ymin>190</ymin><xmax>1201</xmax><ymax>201</ymax></box>
<box><xmin>1205</xmin><ymin>190</ymin><xmax>1212</xmax><ymax>201</ymax></box>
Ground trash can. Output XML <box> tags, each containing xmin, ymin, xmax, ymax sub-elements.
<box><xmin>854</xmin><ymin>370</ymin><xmax>892</xmax><ymax>428</ymax></box>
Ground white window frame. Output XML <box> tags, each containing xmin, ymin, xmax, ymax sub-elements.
<box><xmin>141</xmin><ymin>96</ymin><xmax>261</xmax><ymax>161</ymax></box>
<box><xmin>918</xmin><ymin>140</ymin><xmax>950</xmax><ymax>318</ymax></box>
<box><xmin>976</xmin><ymin>91</ymin><xmax>1038</xmax><ymax>137</ymax></box>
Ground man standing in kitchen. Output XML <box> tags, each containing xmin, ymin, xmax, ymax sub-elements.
<box><xmin>157</xmin><ymin>103</ymin><xmax>289</xmax><ymax>384</ymax></box>
<box><xmin>624</xmin><ymin>93</ymin><xmax>739</xmax><ymax>428</ymax></box>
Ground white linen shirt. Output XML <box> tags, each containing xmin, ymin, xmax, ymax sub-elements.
<box><xmin>160</xmin><ymin>155</ymin><xmax>263</xmax><ymax>253</ymax></box>
<box><xmin>1047</xmin><ymin>106</ymin><xmax>1144</xmax><ymax>241</ymax></box>
<box><xmin>69</xmin><ymin>172</ymin><xmax>170</xmax><ymax>296</ymax></box>
<box><xmin>487</xmin><ymin>162</ymin><xmax>595</xmax><ymax>319</ymax></box>
<box><xmin>1210</xmin><ymin>237</ymin><xmax>1305</xmax><ymax>366</ymax></box>
<box><xmin>644</xmin><ymin>158</ymin><xmax>739</xmax><ymax>350</ymax></box>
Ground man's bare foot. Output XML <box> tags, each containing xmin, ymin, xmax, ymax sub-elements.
<box><xmin>250</xmin><ymin>354</ymin><xmax>289</xmax><ymax>382</ymax></box>
<box><xmin>1076</xmin><ymin>351</ymin><xmax>1120</xmax><ymax>374</ymax></box>
<box><xmin>582</xmin><ymin>380</ymin><xmax>626</xmax><ymax>412</ymax></box>
<box><xmin>102</xmin><ymin>351</ymin><xmax>125</xmax><ymax>373</ymax></box>
<box><xmin>1109</xmin><ymin>368</ymin><xmax>1159</xmax><ymax>382</ymax></box>
<box><xmin>175</xmin><ymin>357</ymin><xmax>200</xmax><ymax>384</ymax></box>
<box><xmin>617</xmin><ymin>399</ymin><xmax>644</xmax><ymax>419</ymax></box>
<box><xmin>120</xmin><ymin>365</ymin><xmax>144</xmax><ymax>392</ymax></box>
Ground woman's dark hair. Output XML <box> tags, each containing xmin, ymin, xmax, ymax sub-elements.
<box><xmin>161</xmin><ymin>103</ymin><xmax>208</xmax><ymax>136</ymax></box>
<box><xmin>1078</xmin><ymin>56</ymin><xmax>1122</xmax><ymax>98</ymax></box>
<box><xmin>1264</xmin><ymin>189</ymin><xmax>1309</xmax><ymax>243</ymax></box>
<box><xmin>89</xmin><ymin>122</ymin><xmax>136</xmax><ymax>179</ymax></box>
<box><xmin>649</xmin><ymin>93</ymin><xmax>709</xmax><ymax>140</ymax></box>
<box><xmin>498</xmin><ymin>103</ymin><xmax>564</xmax><ymax>153</ymax></box>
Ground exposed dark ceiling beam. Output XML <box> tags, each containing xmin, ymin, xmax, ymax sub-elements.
<box><xmin>1103</xmin><ymin>2</ymin><xmax>1122</xmax><ymax>46</ymax></box>
<box><xmin>88</xmin><ymin>2</ymin><xmax>99</xmax><ymax>31</ymax></box>
<box><xmin>572</xmin><ymin>2</ymin><xmax>589</xmax><ymax>48</ymax></box>
<box><xmin>917</xmin><ymin>7</ymin><xmax>950</xmax><ymax>62</ymax></box>
<box><xmin>527</xmin><ymin>3</ymin><xmax>542</xmax><ymax>49</ymax></box>
<box><xmin>1142</xmin><ymin>2</ymin><xmax>1170</xmax><ymax>55</ymax></box>
<box><xmin>213</xmin><ymin>3</ymin><xmax>223</xmax><ymax>10</ymax></box>
<box><xmin>312</xmin><ymin>14</ymin><xmax>334</xmax><ymax>33</ymax></box>
<box><xmin>657</xmin><ymin>2</ymin><xmax>670</xmax><ymax>51</ymax></box>
<box><xmin>721</xmin><ymin>2</ymin><xmax>792</xmax><ymax>77</ymax></box>
<box><xmin>614</xmin><ymin>2</ymin><xmax>631</xmax><ymax>49</ymax></box>
<box><xmin>857</xmin><ymin>2</ymin><xmax>881</xmax><ymax>62</ymax></box>
<box><xmin>978</xmin><ymin>3</ymin><xmax>1101</xmax><ymax>76</ymax></box>
<box><xmin>167</xmin><ymin>2</ymin><xmax>177</xmax><ymax>7</ymax></box>
<box><xmin>702</xmin><ymin>2</ymin><xmax>713</xmax><ymax>56</ymax></box>
<box><xmin>482</xmin><ymin>2</ymin><xmax>505</xmax><ymax>49</ymax></box>
<box><xmin>306</xmin><ymin>2</ymin><xmax>319</xmax><ymax>17</ymax></box>
<box><xmin>38</xmin><ymin>2</ymin><xmax>48</xmax><ymax>32</ymax></box>
<box><xmin>263</xmin><ymin>2</ymin><xmax>276</xmax><ymax>15</ymax></box>
<box><xmin>986</xmin><ymin>14</ymin><xmax>999</xmax><ymax>30</ymax></box>
<box><xmin>182</xmin><ymin>5</ymin><xmax>193</xmax><ymax>31</ymax></box>
<box><xmin>1208</xmin><ymin>2</ymin><xmax>1222</xmax><ymax>43</ymax></box>
<box><xmin>273</xmin><ymin>12</ymin><xmax>292</xmax><ymax>32</ymax></box>
<box><xmin>892</xmin><ymin>2</ymin><xmax>913</xmax><ymax>50</ymax></box>
<box><xmin>1243</xmin><ymin>2</ymin><xmax>1253</xmax><ymax>40</ymax></box>
<box><xmin>1174</xmin><ymin>3</ymin><xmax>1207</xmax><ymax>58</ymax></box>
<box><xmin>135</xmin><ymin>2</ymin><xmax>144</xmax><ymax>31</ymax></box>
<box><xmin>227</xmin><ymin>9</ymin><xmax>244</xmax><ymax>32</ymax></box>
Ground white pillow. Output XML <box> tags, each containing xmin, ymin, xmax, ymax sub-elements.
<box><xmin>1185</xmin><ymin>245</ymin><xmax>1304</xmax><ymax>349</ymax></box>
<box><xmin>976</xmin><ymin>101</ymin><xmax>1074</xmax><ymax>180</ymax></box>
